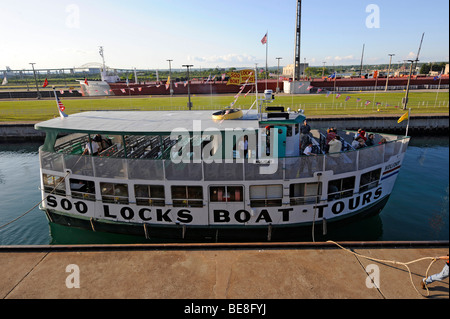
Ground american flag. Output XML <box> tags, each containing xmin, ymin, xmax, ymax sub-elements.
<box><xmin>345</xmin><ymin>96</ymin><xmax>351</xmax><ymax>101</ymax></box>
<box><xmin>365</xmin><ymin>100</ymin><xmax>371</xmax><ymax>106</ymax></box>
<box><xmin>261</xmin><ymin>33</ymin><xmax>268</xmax><ymax>45</ymax></box>
<box><xmin>56</xmin><ymin>95</ymin><xmax>65</xmax><ymax>112</ymax></box>
<box><xmin>336</xmin><ymin>93</ymin><xmax>341</xmax><ymax>99</ymax></box>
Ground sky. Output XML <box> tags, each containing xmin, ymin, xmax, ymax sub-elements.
<box><xmin>0</xmin><ymin>0</ymin><xmax>449</xmax><ymax>71</ymax></box>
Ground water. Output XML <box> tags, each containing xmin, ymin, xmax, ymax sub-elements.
<box><xmin>0</xmin><ymin>137</ymin><xmax>448</xmax><ymax>245</ymax></box>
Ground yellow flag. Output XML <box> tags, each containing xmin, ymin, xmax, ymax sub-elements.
<box><xmin>397</xmin><ymin>111</ymin><xmax>409</xmax><ymax>123</ymax></box>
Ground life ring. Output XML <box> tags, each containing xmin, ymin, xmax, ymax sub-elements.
<box><xmin>212</xmin><ymin>109</ymin><xmax>243</xmax><ymax>121</ymax></box>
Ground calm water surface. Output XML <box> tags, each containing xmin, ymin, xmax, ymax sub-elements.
<box><xmin>0</xmin><ymin>136</ymin><xmax>448</xmax><ymax>245</ymax></box>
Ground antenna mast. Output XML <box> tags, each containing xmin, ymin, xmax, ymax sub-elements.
<box><xmin>293</xmin><ymin>0</ymin><xmax>302</xmax><ymax>81</ymax></box>
<box><xmin>413</xmin><ymin>33</ymin><xmax>425</xmax><ymax>74</ymax></box>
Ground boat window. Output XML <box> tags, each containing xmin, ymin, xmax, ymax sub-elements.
<box><xmin>135</xmin><ymin>185</ymin><xmax>165</xmax><ymax>206</ymax></box>
<box><xmin>359</xmin><ymin>169</ymin><xmax>382</xmax><ymax>193</ymax></box>
<box><xmin>70</xmin><ymin>179</ymin><xmax>95</xmax><ymax>201</ymax></box>
<box><xmin>100</xmin><ymin>183</ymin><xmax>129</xmax><ymax>205</ymax></box>
<box><xmin>210</xmin><ymin>186</ymin><xmax>244</xmax><ymax>202</ymax></box>
<box><xmin>290</xmin><ymin>182</ymin><xmax>322</xmax><ymax>205</ymax></box>
<box><xmin>286</xmin><ymin>126</ymin><xmax>292</xmax><ymax>137</ymax></box>
<box><xmin>295</xmin><ymin>123</ymin><xmax>300</xmax><ymax>135</ymax></box>
<box><xmin>327</xmin><ymin>177</ymin><xmax>355</xmax><ymax>201</ymax></box>
<box><xmin>172</xmin><ymin>186</ymin><xmax>203</xmax><ymax>208</ymax></box>
<box><xmin>42</xmin><ymin>174</ymin><xmax>66</xmax><ymax>196</ymax></box>
<box><xmin>250</xmin><ymin>185</ymin><xmax>283</xmax><ymax>207</ymax></box>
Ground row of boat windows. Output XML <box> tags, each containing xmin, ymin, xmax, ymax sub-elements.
<box><xmin>42</xmin><ymin>168</ymin><xmax>381</xmax><ymax>207</ymax></box>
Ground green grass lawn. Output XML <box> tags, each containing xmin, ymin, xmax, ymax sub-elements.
<box><xmin>0</xmin><ymin>91</ymin><xmax>448</xmax><ymax>122</ymax></box>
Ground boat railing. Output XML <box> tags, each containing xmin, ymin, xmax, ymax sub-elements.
<box><xmin>39</xmin><ymin>136</ymin><xmax>410</xmax><ymax>182</ymax></box>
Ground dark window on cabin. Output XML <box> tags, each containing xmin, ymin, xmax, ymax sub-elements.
<box><xmin>287</xmin><ymin>126</ymin><xmax>292</xmax><ymax>137</ymax></box>
<box><xmin>172</xmin><ymin>186</ymin><xmax>203</xmax><ymax>208</ymax></box>
<box><xmin>100</xmin><ymin>183</ymin><xmax>129</xmax><ymax>205</ymax></box>
<box><xmin>70</xmin><ymin>179</ymin><xmax>95</xmax><ymax>201</ymax></box>
<box><xmin>210</xmin><ymin>186</ymin><xmax>244</xmax><ymax>202</ymax></box>
<box><xmin>250</xmin><ymin>185</ymin><xmax>283</xmax><ymax>207</ymax></box>
<box><xmin>359</xmin><ymin>169</ymin><xmax>382</xmax><ymax>193</ymax></box>
<box><xmin>135</xmin><ymin>185</ymin><xmax>165</xmax><ymax>206</ymax></box>
<box><xmin>327</xmin><ymin>177</ymin><xmax>355</xmax><ymax>201</ymax></box>
<box><xmin>289</xmin><ymin>182</ymin><xmax>322</xmax><ymax>205</ymax></box>
<box><xmin>42</xmin><ymin>174</ymin><xmax>66</xmax><ymax>196</ymax></box>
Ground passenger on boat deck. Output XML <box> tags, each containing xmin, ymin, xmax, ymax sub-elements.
<box><xmin>300</xmin><ymin>133</ymin><xmax>311</xmax><ymax>153</ymax></box>
<box><xmin>93</xmin><ymin>134</ymin><xmax>105</xmax><ymax>152</ymax></box>
<box><xmin>324</xmin><ymin>127</ymin><xmax>337</xmax><ymax>153</ymax></box>
<box><xmin>351</xmin><ymin>137</ymin><xmax>364</xmax><ymax>149</ymax></box>
<box><xmin>356</xmin><ymin>137</ymin><xmax>367</xmax><ymax>149</ymax></box>
<box><xmin>82</xmin><ymin>139</ymin><xmax>100</xmax><ymax>156</ymax></box>
<box><xmin>366</xmin><ymin>133</ymin><xmax>375</xmax><ymax>146</ymax></box>
<box><xmin>326</xmin><ymin>128</ymin><xmax>337</xmax><ymax>144</ymax></box>
<box><xmin>328</xmin><ymin>135</ymin><xmax>342</xmax><ymax>155</ymax></box>
<box><xmin>356</xmin><ymin>130</ymin><xmax>368</xmax><ymax>142</ymax></box>
<box><xmin>354</xmin><ymin>128</ymin><xmax>362</xmax><ymax>139</ymax></box>
<box><xmin>238</xmin><ymin>135</ymin><xmax>249</xmax><ymax>158</ymax></box>
<box><xmin>303</xmin><ymin>142</ymin><xmax>316</xmax><ymax>156</ymax></box>
<box><xmin>379</xmin><ymin>138</ymin><xmax>387</xmax><ymax>144</ymax></box>
<box><xmin>300</xmin><ymin>119</ymin><xmax>311</xmax><ymax>135</ymax></box>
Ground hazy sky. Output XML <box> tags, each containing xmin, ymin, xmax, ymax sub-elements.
<box><xmin>1</xmin><ymin>0</ymin><xmax>449</xmax><ymax>70</ymax></box>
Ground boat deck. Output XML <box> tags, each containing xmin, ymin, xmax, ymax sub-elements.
<box><xmin>1</xmin><ymin>242</ymin><xmax>448</xmax><ymax>299</ymax></box>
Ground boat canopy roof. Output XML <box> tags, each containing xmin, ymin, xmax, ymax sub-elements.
<box><xmin>35</xmin><ymin>110</ymin><xmax>306</xmax><ymax>135</ymax></box>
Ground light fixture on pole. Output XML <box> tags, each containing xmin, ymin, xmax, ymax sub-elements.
<box><xmin>182</xmin><ymin>64</ymin><xmax>193</xmax><ymax>110</ymax></box>
<box><xmin>385</xmin><ymin>54</ymin><xmax>395</xmax><ymax>92</ymax></box>
<box><xmin>29</xmin><ymin>63</ymin><xmax>41</xmax><ymax>99</ymax></box>
<box><xmin>276</xmin><ymin>57</ymin><xmax>282</xmax><ymax>93</ymax></box>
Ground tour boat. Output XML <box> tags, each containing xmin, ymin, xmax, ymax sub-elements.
<box><xmin>35</xmin><ymin>90</ymin><xmax>410</xmax><ymax>242</ymax></box>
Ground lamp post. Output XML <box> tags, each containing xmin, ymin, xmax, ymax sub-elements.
<box><xmin>402</xmin><ymin>59</ymin><xmax>415</xmax><ymax>110</ymax></box>
<box><xmin>385</xmin><ymin>54</ymin><xmax>395</xmax><ymax>92</ymax></box>
<box><xmin>276</xmin><ymin>57</ymin><xmax>282</xmax><ymax>93</ymax></box>
<box><xmin>29</xmin><ymin>63</ymin><xmax>41</xmax><ymax>99</ymax></box>
<box><xmin>167</xmin><ymin>59</ymin><xmax>173</xmax><ymax>96</ymax></box>
<box><xmin>322</xmin><ymin>62</ymin><xmax>326</xmax><ymax>77</ymax></box>
<box><xmin>182</xmin><ymin>64</ymin><xmax>193</xmax><ymax>110</ymax></box>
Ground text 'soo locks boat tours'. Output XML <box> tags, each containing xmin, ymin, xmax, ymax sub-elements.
<box><xmin>35</xmin><ymin>90</ymin><xmax>410</xmax><ymax>242</ymax></box>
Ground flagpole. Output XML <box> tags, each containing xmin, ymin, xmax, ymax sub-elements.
<box><xmin>434</xmin><ymin>70</ymin><xmax>442</xmax><ymax>107</ymax></box>
<box><xmin>265</xmin><ymin>31</ymin><xmax>268</xmax><ymax>90</ymax></box>
<box><xmin>52</xmin><ymin>87</ymin><xmax>68</xmax><ymax>119</ymax></box>
<box><xmin>405</xmin><ymin>108</ymin><xmax>411</xmax><ymax>137</ymax></box>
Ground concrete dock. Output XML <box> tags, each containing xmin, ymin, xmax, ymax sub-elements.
<box><xmin>1</xmin><ymin>241</ymin><xmax>448</xmax><ymax>299</ymax></box>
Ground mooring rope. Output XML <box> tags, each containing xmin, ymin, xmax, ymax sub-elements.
<box><xmin>327</xmin><ymin>240</ymin><xmax>439</xmax><ymax>298</ymax></box>
<box><xmin>0</xmin><ymin>171</ymin><xmax>70</xmax><ymax>230</ymax></box>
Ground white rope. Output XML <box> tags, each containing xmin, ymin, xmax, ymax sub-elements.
<box><xmin>327</xmin><ymin>240</ymin><xmax>439</xmax><ymax>298</ymax></box>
